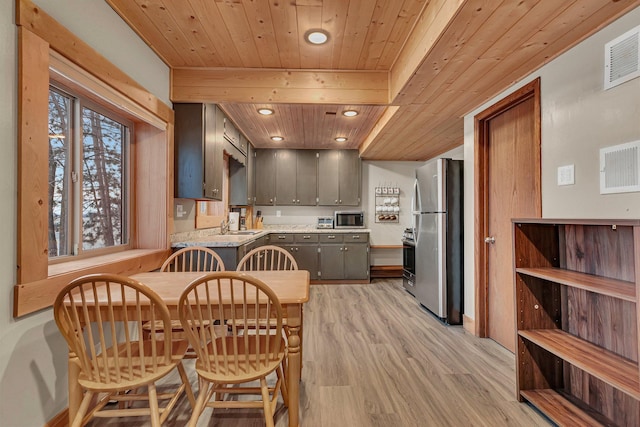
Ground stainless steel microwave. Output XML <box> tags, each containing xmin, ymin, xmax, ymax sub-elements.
<box><xmin>334</xmin><ymin>211</ymin><xmax>365</xmax><ymax>229</ymax></box>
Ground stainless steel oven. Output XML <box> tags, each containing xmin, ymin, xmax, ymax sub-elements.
<box><xmin>402</xmin><ymin>229</ymin><xmax>416</xmax><ymax>295</ymax></box>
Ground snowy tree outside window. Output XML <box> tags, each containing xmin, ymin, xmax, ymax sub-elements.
<box><xmin>48</xmin><ymin>86</ymin><xmax>129</xmax><ymax>258</ymax></box>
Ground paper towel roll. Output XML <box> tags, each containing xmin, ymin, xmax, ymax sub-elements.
<box><xmin>229</xmin><ymin>212</ymin><xmax>240</xmax><ymax>231</ymax></box>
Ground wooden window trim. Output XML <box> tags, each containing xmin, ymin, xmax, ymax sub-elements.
<box><xmin>14</xmin><ymin>0</ymin><xmax>174</xmax><ymax>317</ymax></box>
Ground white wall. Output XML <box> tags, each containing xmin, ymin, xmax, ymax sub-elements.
<box><xmin>0</xmin><ymin>1</ymin><xmax>170</xmax><ymax>425</ymax></box>
<box><xmin>462</xmin><ymin>6</ymin><xmax>640</xmax><ymax>320</ymax></box>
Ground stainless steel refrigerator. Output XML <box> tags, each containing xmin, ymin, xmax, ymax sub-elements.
<box><xmin>411</xmin><ymin>158</ymin><xmax>463</xmax><ymax>324</ymax></box>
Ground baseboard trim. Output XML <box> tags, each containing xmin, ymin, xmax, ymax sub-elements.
<box><xmin>463</xmin><ymin>315</ymin><xmax>476</xmax><ymax>335</ymax></box>
<box><xmin>370</xmin><ymin>265</ymin><xmax>403</xmax><ymax>278</ymax></box>
<box><xmin>45</xmin><ymin>409</ymin><xmax>67</xmax><ymax>427</ymax></box>
<box><xmin>311</xmin><ymin>279</ymin><xmax>370</xmax><ymax>285</ymax></box>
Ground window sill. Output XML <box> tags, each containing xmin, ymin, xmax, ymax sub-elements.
<box><xmin>14</xmin><ymin>248</ymin><xmax>170</xmax><ymax>317</ymax></box>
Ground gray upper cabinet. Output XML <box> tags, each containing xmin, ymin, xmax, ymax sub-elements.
<box><xmin>318</xmin><ymin>149</ymin><xmax>361</xmax><ymax>206</ymax></box>
<box><xmin>254</xmin><ymin>149</ymin><xmax>276</xmax><ymax>205</ymax></box>
<box><xmin>222</xmin><ymin>115</ymin><xmax>242</xmax><ymax>153</ymax></box>
<box><xmin>275</xmin><ymin>150</ymin><xmax>318</xmax><ymax>206</ymax></box>
<box><xmin>229</xmin><ymin>140</ymin><xmax>254</xmax><ymax>206</ymax></box>
<box><xmin>174</xmin><ymin>103</ymin><xmax>223</xmax><ymax>200</ymax></box>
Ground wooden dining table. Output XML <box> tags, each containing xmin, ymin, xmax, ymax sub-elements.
<box><xmin>66</xmin><ymin>269</ymin><xmax>310</xmax><ymax>427</ymax></box>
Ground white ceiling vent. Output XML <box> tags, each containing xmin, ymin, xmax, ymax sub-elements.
<box><xmin>600</xmin><ymin>140</ymin><xmax>640</xmax><ymax>194</ymax></box>
<box><xmin>604</xmin><ymin>25</ymin><xmax>640</xmax><ymax>90</ymax></box>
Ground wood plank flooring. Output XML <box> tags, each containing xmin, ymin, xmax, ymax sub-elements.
<box><xmin>89</xmin><ymin>279</ymin><xmax>550</xmax><ymax>426</ymax></box>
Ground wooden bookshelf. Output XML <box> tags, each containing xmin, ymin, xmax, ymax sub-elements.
<box><xmin>513</xmin><ymin>219</ymin><xmax>640</xmax><ymax>427</ymax></box>
<box><xmin>520</xmin><ymin>390</ymin><xmax>604</xmax><ymax>427</ymax></box>
<box><xmin>516</xmin><ymin>267</ymin><xmax>636</xmax><ymax>302</ymax></box>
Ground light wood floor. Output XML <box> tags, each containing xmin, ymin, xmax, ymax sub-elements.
<box><xmin>89</xmin><ymin>279</ymin><xmax>550</xmax><ymax>426</ymax></box>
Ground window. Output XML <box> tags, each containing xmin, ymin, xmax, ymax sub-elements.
<box><xmin>16</xmin><ymin>14</ymin><xmax>172</xmax><ymax>317</ymax></box>
<box><xmin>48</xmin><ymin>85</ymin><xmax>131</xmax><ymax>259</ymax></box>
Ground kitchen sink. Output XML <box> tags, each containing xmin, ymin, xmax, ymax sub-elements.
<box><xmin>229</xmin><ymin>230</ymin><xmax>261</xmax><ymax>235</ymax></box>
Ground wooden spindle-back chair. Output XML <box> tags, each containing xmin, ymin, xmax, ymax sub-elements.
<box><xmin>178</xmin><ymin>272</ymin><xmax>288</xmax><ymax>427</ymax></box>
<box><xmin>236</xmin><ymin>245</ymin><xmax>298</xmax><ymax>272</ymax></box>
<box><xmin>53</xmin><ymin>273</ymin><xmax>194</xmax><ymax>427</ymax></box>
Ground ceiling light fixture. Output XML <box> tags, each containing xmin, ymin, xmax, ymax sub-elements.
<box><xmin>257</xmin><ymin>108</ymin><xmax>274</xmax><ymax>115</ymax></box>
<box><xmin>270</xmin><ymin>136</ymin><xmax>284</xmax><ymax>142</ymax></box>
<box><xmin>305</xmin><ymin>30</ymin><xmax>329</xmax><ymax>45</ymax></box>
<box><xmin>335</xmin><ymin>137</ymin><xmax>348</xmax><ymax>143</ymax></box>
<box><xmin>342</xmin><ymin>110</ymin><xmax>359</xmax><ymax>117</ymax></box>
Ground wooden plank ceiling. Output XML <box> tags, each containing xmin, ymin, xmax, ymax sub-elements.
<box><xmin>106</xmin><ymin>0</ymin><xmax>640</xmax><ymax>159</ymax></box>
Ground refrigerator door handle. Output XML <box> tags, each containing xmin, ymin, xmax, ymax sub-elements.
<box><xmin>415</xmin><ymin>179</ymin><xmax>422</xmax><ymax>213</ymax></box>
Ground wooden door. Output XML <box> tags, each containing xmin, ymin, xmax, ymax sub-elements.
<box><xmin>475</xmin><ymin>79</ymin><xmax>541</xmax><ymax>352</ymax></box>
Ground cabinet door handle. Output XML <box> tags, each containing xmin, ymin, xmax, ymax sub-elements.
<box><xmin>296</xmin><ymin>199</ymin><xmax>300</xmax><ymax>203</ymax></box>
<box><xmin>327</xmin><ymin>235</ymin><xmax>336</xmax><ymax>239</ymax></box>
<box><xmin>303</xmin><ymin>235</ymin><xmax>311</xmax><ymax>239</ymax></box>
<box><xmin>292</xmin><ymin>199</ymin><xmax>296</xmax><ymax>203</ymax></box>
<box><xmin>339</xmin><ymin>200</ymin><xmax>342</xmax><ymax>204</ymax></box>
<box><xmin>340</xmin><ymin>247</ymin><xmax>343</xmax><ymax>251</ymax></box>
<box><xmin>344</xmin><ymin>247</ymin><xmax>348</xmax><ymax>251</ymax></box>
<box><xmin>352</xmin><ymin>235</ymin><xmax>360</xmax><ymax>239</ymax></box>
<box><xmin>335</xmin><ymin>199</ymin><xmax>338</xmax><ymax>204</ymax></box>
<box><xmin>484</xmin><ymin>236</ymin><xmax>495</xmax><ymax>244</ymax></box>
<box><xmin>296</xmin><ymin>248</ymin><xmax>299</xmax><ymax>252</ymax></box>
<box><xmin>278</xmin><ymin>235</ymin><xmax>286</xmax><ymax>239</ymax></box>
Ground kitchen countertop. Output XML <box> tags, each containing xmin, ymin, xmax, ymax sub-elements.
<box><xmin>172</xmin><ymin>227</ymin><xmax>371</xmax><ymax>248</ymax></box>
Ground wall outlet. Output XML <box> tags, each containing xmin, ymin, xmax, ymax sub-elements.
<box><xmin>557</xmin><ymin>164</ymin><xmax>575</xmax><ymax>186</ymax></box>
<box><xmin>176</xmin><ymin>204</ymin><xmax>184</xmax><ymax>218</ymax></box>
<box><xmin>276</xmin><ymin>210</ymin><xmax>282</xmax><ymax>217</ymax></box>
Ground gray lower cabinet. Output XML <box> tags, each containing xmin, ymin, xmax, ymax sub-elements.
<box><xmin>318</xmin><ymin>150</ymin><xmax>361</xmax><ymax>206</ymax></box>
<box><xmin>289</xmin><ymin>234</ymin><xmax>320</xmax><ymax>280</ymax></box>
<box><xmin>318</xmin><ymin>233</ymin><xmax>369</xmax><ymax>280</ymax></box>
<box><xmin>203</xmin><ymin>232</ymin><xmax>368</xmax><ymax>280</ymax></box>
<box><xmin>343</xmin><ymin>242</ymin><xmax>369</xmax><ymax>279</ymax></box>
<box><xmin>203</xmin><ymin>236</ymin><xmax>267</xmax><ymax>270</ymax></box>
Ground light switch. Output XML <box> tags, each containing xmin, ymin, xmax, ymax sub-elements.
<box><xmin>557</xmin><ymin>164</ymin><xmax>575</xmax><ymax>186</ymax></box>
<box><xmin>176</xmin><ymin>204</ymin><xmax>184</xmax><ymax>218</ymax></box>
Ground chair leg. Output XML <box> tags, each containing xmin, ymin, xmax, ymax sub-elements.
<box><xmin>188</xmin><ymin>377</ymin><xmax>211</xmax><ymax>427</ymax></box>
<box><xmin>177</xmin><ymin>361</ymin><xmax>196</xmax><ymax>408</ymax></box>
<box><xmin>148</xmin><ymin>383</ymin><xmax>161</xmax><ymax>427</ymax></box>
<box><xmin>260</xmin><ymin>377</ymin><xmax>275</xmax><ymax>427</ymax></box>
<box><xmin>70</xmin><ymin>390</ymin><xmax>94</xmax><ymax>427</ymax></box>
<box><xmin>277</xmin><ymin>364</ymin><xmax>289</xmax><ymax>407</ymax></box>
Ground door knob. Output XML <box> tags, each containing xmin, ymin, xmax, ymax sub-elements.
<box><xmin>484</xmin><ymin>236</ymin><xmax>495</xmax><ymax>244</ymax></box>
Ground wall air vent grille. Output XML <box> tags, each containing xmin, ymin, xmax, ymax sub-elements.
<box><xmin>604</xmin><ymin>25</ymin><xmax>640</xmax><ymax>90</ymax></box>
<box><xmin>600</xmin><ymin>140</ymin><xmax>640</xmax><ymax>194</ymax></box>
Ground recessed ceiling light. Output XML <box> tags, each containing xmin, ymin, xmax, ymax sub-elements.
<box><xmin>335</xmin><ymin>137</ymin><xmax>348</xmax><ymax>143</ymax></box>
<box><xmin>257</xmin><ymin>108</ymin><xmax>274</xmax><ymax>115</ymax></box>
<box><xmin>342</xmin><ymin>110</ymin><xmax>359</xmax><ymax>117</ymax></box>
<box><xmin>270</xmin><ymin>136</ymin><xmax>284</xmax><ymax>142</ymax></box>
<box><xmin>305</xmin><ymin>30</ymin><xmax>329</xmax><ymax>45</ymax></box>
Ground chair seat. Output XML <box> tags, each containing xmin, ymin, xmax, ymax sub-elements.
<box><xmin>143</xmin><ymin>319</ymin><xmax>212</xmax><ymax>333</ymax></box>
<box><xmin>195</xmin><ymin>335</ymin><xmax>286</xmax><ymax>384</ymax></box>
<box><xmin>79</xmin><ymin>340</ymin><xmax>190</xmax><ymax>392</ymax></box>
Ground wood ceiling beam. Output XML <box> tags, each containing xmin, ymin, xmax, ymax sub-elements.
<box><xmin>388</xmin><ymin>0</ymin><xmax>464</xmax><ymax>103</ymax></box>
<box><xmin>171</xmin><ymin>68</ymin><xmax>389</xmax><ymax>104</ymax></box>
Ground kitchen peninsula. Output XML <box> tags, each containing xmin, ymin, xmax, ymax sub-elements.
<box><xmin>172</xmin><ymin>227</ymin><xmax>371</xmax><ymax>282</ymax></box>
